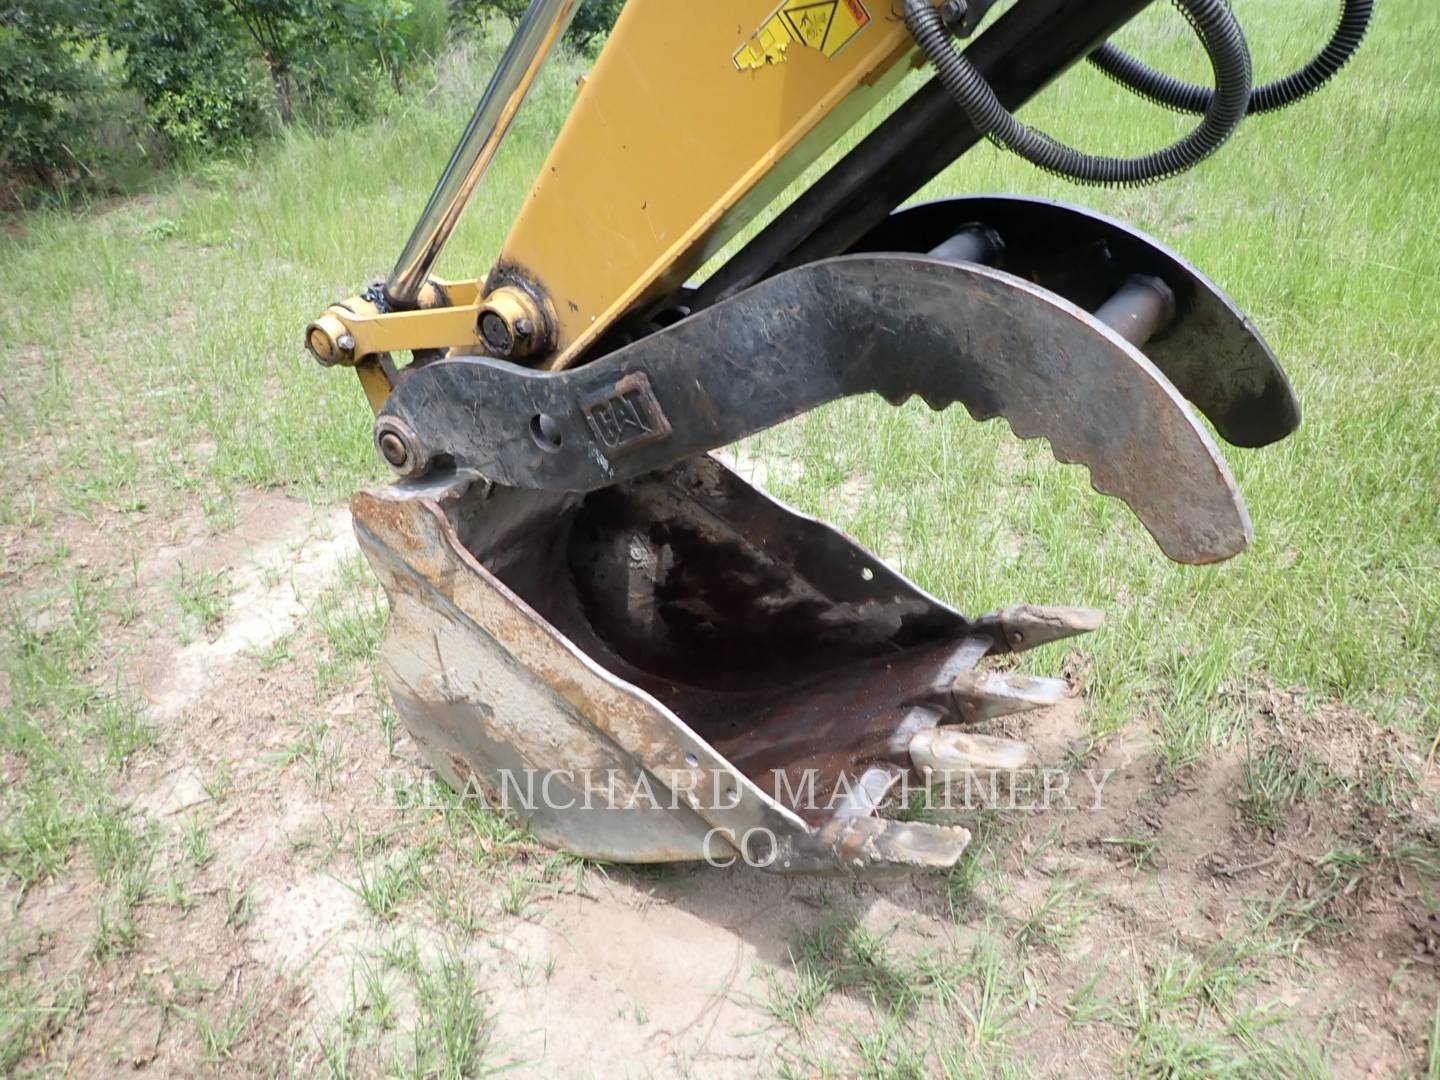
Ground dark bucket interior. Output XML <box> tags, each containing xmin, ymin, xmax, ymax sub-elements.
<box><xmin>449</xmin><ymin>456</ymin><xmax>986</xmax><ymax>815</ymax></box>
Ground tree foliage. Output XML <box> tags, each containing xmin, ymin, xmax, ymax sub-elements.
<box><xmin>106</xmin><ymin>0</ymin><xmax>269</xmax><ymax>153</ymax></box>
<box><xmin>0</xmin><ymin>0</ymin><xmax>108</xmax><ymax>185</ymax></box>
<box><xmin>451</xmin><ymin>0</ymin><xmax>622</xmax><ymax>53</ymax></box>
<box><xmin>566</xmin><ymin>0</ymin><xmax>623</xmax><ymax>53</ymax></box>
<box><xmin>1</xmin><ymin>0</ymin><xmax>623</xmax><ymax>196</ymax></box>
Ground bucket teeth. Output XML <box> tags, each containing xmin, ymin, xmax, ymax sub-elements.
<box><xmin>939</xmin><ymin>670</ymin><xmax>1069</xmax><ymax>724</ymax></box>
<box><xmin>861</xmin><ymin>820</ymin><xmax>972</xmax><ymax>870</ymax></box>
<box><xmin>834</xmin><ymin>765</ymin><xmax>904</xmax><ymax>819</ymax></box>
<box><xmin>802</xmin><ymin>816</ymin><xmax>972</xmax><ymax>874</ymax></box>
<box><xmin>909</xmin><ymin>728</ymin><xmax>1037</xmax><ymax>781</ymax></box>
<box><xmin>979</xmin><ymin>604</ymin><xmax>1104</xmax><ymax>653</ymax></box>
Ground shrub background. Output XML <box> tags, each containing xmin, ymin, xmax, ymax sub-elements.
<box><xmin>0</xmin><ymin>0</ymin><xmax>621</xmax><ymax>202</ymax></box>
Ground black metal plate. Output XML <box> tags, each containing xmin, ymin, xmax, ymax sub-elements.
<box><xmin>379</xmin><ymin>253</ymin><xmax>1251</xmax><ymax>565</ymax></box>
<box><xmin>853</xmin><ymin>195</ymin><xmax>1300</xmax><ymax>448</ymax></box>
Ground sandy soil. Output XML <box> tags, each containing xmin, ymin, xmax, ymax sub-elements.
<box><xmin>4</xmin><ymin>488</ymin><xmax>1438</xmax><ymax>1077</ymax></box>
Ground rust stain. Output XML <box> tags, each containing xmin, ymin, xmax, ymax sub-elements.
<box><xmin>351</xmin><ymin>491</ymin><xmax>422</xmax><ymax>549</ymax></box>
<box><xmin>447</xmin><ymin>751</ymin><xmax>475</xmax><ymax>787</ymax></box>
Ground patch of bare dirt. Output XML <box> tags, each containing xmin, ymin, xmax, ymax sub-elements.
<box><xmin>711</xmin><ymin>442</ymin><xmax>804</xmax><ymax>493</ymax></box>
<box><xmin>136</xmin><ymin>496</ymin><xmax>353</xmax><ymax>721</ymax></box>
<box><xmin>977</xmin><ymin>689</ymin><xmax>1440</xmax><ymax>1076</ymax></box>
<box><xmin>5</xmin><ymin>485</ymin><xmax>1439</xmax><ymax>1077</ymax></box>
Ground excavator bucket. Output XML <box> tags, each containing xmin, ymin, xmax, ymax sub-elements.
<box><xmin>306</xmin><ymin>0</ymin><xmax>1367</xmax><ymax>873</ymax></box>
<box><xmin>355</xmin><ymin>461</ymin><xmax>1080</xmax><ymax>872</ymax></box>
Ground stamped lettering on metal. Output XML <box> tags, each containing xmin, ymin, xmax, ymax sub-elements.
<box><xmin>580</xmin><ymin>371</ymin><xmax>672</xmax><ymax>456</ymax></box>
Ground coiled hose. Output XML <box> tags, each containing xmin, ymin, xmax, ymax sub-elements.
<box><xmin>903</xmin><ymin>0</ymin><xmax>1253</xmax><ymax>186</ymax></box>
<box><xmin>1090</xmin><ymin>0</ymin><xmax>1373</xmax><ymax>115</ymax></box>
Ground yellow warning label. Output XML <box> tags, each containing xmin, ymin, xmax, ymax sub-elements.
<box><xmin>733</xmin><ymin>0</ymin><xmax>871</xmax><ymax>71</ymax></box>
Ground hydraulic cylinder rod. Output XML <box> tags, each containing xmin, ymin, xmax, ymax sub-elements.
<box><xmin>385</xmin><ymin>0</ymin><xmax>577</xmax><ymax>308</ymax></box>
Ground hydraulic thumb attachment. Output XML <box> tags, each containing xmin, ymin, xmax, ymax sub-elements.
<box><xmin>374</xmin><ymin>252</ymin><xmax>1253</xmax><ymax>565</ymax></box>
<box><xmin>307</xmin><ymin>0</ymin><xmax>1366</xmax><ymax>873</ymax></box>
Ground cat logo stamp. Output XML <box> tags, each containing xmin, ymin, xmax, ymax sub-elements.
<box><xmin>580</xmin><ymin>371</ymin><xmax>672</xmax><ymax>456</ymax></box>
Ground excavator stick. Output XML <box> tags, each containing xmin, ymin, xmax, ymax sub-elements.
<box><xmin>307</xmin><ymin>0</ymin><xmax>1370</xmax><ymax>873</ymax></box>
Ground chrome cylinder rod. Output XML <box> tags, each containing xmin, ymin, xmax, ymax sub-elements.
<box><xmin>386</xmin><ymin>0</ymin><xmax>577</xmax><ymax>308</ymax></box>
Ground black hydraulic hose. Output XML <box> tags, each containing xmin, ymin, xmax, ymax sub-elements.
<box><xmin>1089</xmin><ymin>0</ymin><xmax>1373</xmax><ymax>116</ymax></box>
<box><xmin>902</xmin><ymin>0</ymin><xmax>1253</xmax><ymax>186</ymax></box>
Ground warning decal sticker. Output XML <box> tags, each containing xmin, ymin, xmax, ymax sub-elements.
<box><xmin>733</xmin><ymin>0</ymin><xmax>871</xmax><ymax>71</ymax></box>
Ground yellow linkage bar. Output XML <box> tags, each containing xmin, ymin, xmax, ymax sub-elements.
<box><xmin>310</xmin><ymin>0</ymin><xmax>925</xmax><ymax>403</ymax></box>
<box><xmin>496</xmin><ymin>0</ymin><xmax>920</xmax><ymax>368</ymax></box>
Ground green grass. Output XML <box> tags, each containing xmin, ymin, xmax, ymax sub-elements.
<box><xmin>1061</xmin><ymin>937</ymin><xmax>1335</xmax><ymax>1078</ymax></box>
<box><xmin>322</xmin><ymin>938</ymin><xmax>497</xmax><ymax>1080</ymax></box>
<box><xmin>343</xmin><ymin>840</ymin><xmax>427</xmax><ymax>921</ymax></box>
<box><xmin>164</xmin><ymin>991</ymin><xmax>260</xmax><ymax>1064</ymax></box>
<box><xmin>181</xmin><ymin>816</ymin><xmax>215</xmax><ymax>870</ymax></box>
<box><xmin>397</xmin><ymin>947</ymin><xmax>494</xmax><ymax>1079</ymax></box>
<box><xmin>0</xmin><ymin>957</ymin><xmax>86</xmax><ymax>1073</ymax></box>
<box><xmin>791</xmin><ymin>916</ymin><xmax>925</xmax><ymax>1013</ymax></box>
<box><xmin>223</xmin><ymin>881</ymin><xmax>256</xmax><ymax>929</ymax></box>
<box><xmin>760</xmin><ymin>951</ymin><xmax>835</xmax><ymax>1031</ymax></box>
<box><xmin>264</xmin><ymin>718</ymin><xmax>342</xmax><ymax>791</ymax></box>
<box><xmin>308</xmin><ymin>554</ymin><xmax>387</xmax><ymax>692</ymax></box>
<box><xmin>758</xmin><ymin>926</ymin><xmax>1025</xmax><ymax>1075</ymax></box>
<box><xmin>1013</xmin><ymin>877</ymin><xmax>1093</xmax><ymax>951</ymax></box>
<box><xmin>1237</xmin><ymin>743</ymin><xmax>1341</xmax><ymax>830</ymax></box>
<box><xmin>1429</xmin><ymin>996</ymin><xmax>1440</xmax><ymax>1080</ymax></box>
<box><xmin>168</xmin><ymin>564</ymin><xmax>233</xmax><ymax>641</ymax></box>
<box><xmin>0</xmin><ymin>579</ymin><xmax>159</xmax><ymax>894</ymax></box>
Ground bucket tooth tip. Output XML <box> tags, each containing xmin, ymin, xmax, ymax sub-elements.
<box><xmin>835</xmin><ymin>817</ymin><xmax>973</xmax><ymax>872</ymax></box>
<box><xmin>910</xmin><ymin>728</ymin><xmax>1038</xmax><ymax>779</ymax></box>
<box><xmin>881</xmin><ymin>821</ymin><xmax>972</xmax><ymax>869</ymax></box>
<box><xmin>990</xmin><ymin>604</ymin><xmax>1104</xmax><ymax>652</ymax></box>
<box><xmin>941</xmin><ymin>670</ymin><xmax>1067</xmax><ymax>723</ymax></box>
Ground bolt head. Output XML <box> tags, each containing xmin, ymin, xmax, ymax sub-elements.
<box><xmin>940</xmin><ymin>0</ymin><xmax>969</xmax><ymax>31</ymax></box>
<box><xmin>377</xmin><ymin>430</ymin><xmax>409</xmax><ymax>468</ymax></box>
<box><xmin>305</xmin><ymin>328</ymin><xmax>335</xmax><ymax>365</ymax></box>
<box><xmin>479</xmin><ymin>311</ymin><xmax>514</xmax><ymax>355</ymax></box>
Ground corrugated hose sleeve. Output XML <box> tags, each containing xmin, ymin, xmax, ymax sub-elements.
<box><xmin>1089</xmin><ymin>0</ymin><xmax>1373</xmax><ymax>116</ymax></box>
<box><xmin>903</xmin><ymin>0</ymin><xmax>1253</xmax><ymax>186</ymax></box>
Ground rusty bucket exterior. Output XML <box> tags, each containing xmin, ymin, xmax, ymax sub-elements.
<box><xmin>354</xmin><ymin>458</ymin><xmax>1103</xmax><ymax>875</ymax></box>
